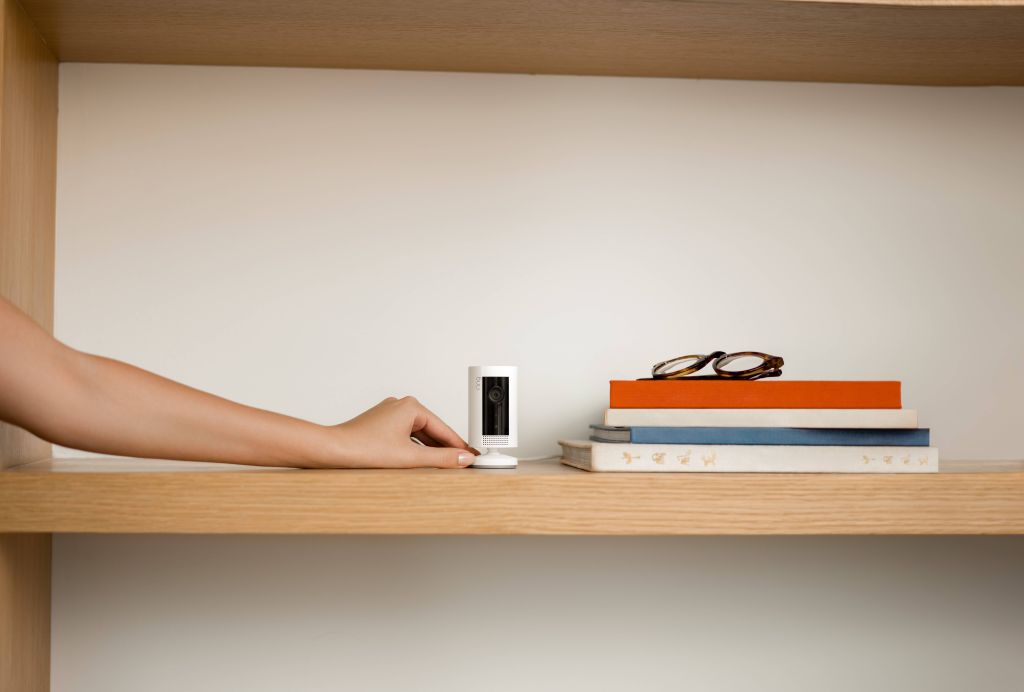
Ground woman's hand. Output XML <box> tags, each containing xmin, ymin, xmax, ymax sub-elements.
<box><xmin>0</xmin><ymin>297</ymin><xmax>477</xmax><ymax>469</ymax></box>
<box><xmin>322</xmin><ymin>396</ymin><xmax>478</xmax><ymax>469</ymax></box>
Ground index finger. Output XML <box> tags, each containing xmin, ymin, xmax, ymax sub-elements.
<box><xmin>407</xmin><ymin>399</ymin><xmax>475</xmax><ymax>452</ymax></box>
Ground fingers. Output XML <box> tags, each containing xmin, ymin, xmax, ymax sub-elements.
<box><xmin>411</xmin><ymin>429</ymin><xmax>480</xmax><ymax>455</ymax></box>
<box><xmin>411</xmin><ymin>430</ymin><xmax>441</xmax><ymax>447</ymax></box>
<box><xmin>409</xmin><ymin>444</ymin><xmax>476</xmax><ymax>469</ymax></box>
<box><xmin>398</xmin><ymin>396</ymin><xmax>473</xmax><ymax>452</ymax></box>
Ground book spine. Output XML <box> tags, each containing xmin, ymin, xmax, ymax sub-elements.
<box><xmin>604</xmin><ymin>408</ymin><xmax>919</xmax><ymax>428</ymax></box>
<box><xmin>609</xmin><ymin>381</ymin><xmax>901</xmax><ymax>409</ymax></box>
<box><xmin>590</xmin><ymin>443</ymin><xmax>938</xmax><ymax>473</ymax></box>
<box><xmin>629</xmin><ymin>427</ymin><xmax>930</xmax><ymax>446</ymax></box>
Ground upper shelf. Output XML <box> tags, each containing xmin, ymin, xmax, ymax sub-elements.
<box><xmin>2</xmin><ymin>457</ymin><xmax>1023</xmax><ymax>535</ymax></box>
<box><xmin>18</xmin><ymin>0</ymin><xmax>1024</xmax><ymax>86</ymax></box>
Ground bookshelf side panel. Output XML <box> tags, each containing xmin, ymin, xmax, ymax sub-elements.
<box><xmin>1</xmin><ymin>2</ymin><xmax>57</xmax><ymax>692</ymax></box>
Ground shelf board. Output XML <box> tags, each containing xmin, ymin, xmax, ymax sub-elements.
<box><xmin>2</xmin><ymin>457</ymin><xmax>1023</xmax><ymax>535</ymax></box>
<box><xmin>18</xmin><ymin>0</ymin><xmax>1024</xmax><ymax>86</ymax></box>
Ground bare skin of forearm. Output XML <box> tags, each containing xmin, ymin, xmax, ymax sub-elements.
<box><xmin>0</xmin><ymin>298</ymin><xmax>476</xmax><ymax>469</ymax></box>
<box><xmin>36</xmin><ymin>351</ymin><xmax>333</xmax><ymax>466</ymax></box>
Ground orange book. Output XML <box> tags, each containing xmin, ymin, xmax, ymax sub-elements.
<box><xmin>609</xmin><ymin>380</ymin><xmax>901</xmax><ymax>409</ymax></box>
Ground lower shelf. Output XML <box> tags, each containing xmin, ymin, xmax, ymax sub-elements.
<box><xmin>1</xmin><ymin>458</ymin><xmax>1023</xmax><ymax>535</ymax></box>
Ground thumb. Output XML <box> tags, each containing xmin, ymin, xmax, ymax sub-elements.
<box><xmin>413</xmin><ymin>445</ymin><xmax>477</xmax><ymax>469</ymax></box>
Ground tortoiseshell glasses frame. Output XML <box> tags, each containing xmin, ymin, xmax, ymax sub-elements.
<box><xmin>651</xmin><ymin>351</ymin><xmax>784</xmax><ymax>380</ymax></box>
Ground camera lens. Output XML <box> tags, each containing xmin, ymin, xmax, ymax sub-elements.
<box><xmin>487</xmin><ymin>386</ymin><xmax>504</xmax><ymax>403</ymax></box>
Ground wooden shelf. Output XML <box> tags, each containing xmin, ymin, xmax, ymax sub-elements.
<box><xmin>2</xmin><ymin>457</ymin><xmax>1023</xmax><ymax>535</ymax></box>
<box><xmin>18</xmin><ymin>0</ymin><xmax>1024</xmax><ymax>86</ymax></box>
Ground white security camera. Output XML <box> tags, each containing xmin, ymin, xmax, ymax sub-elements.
<box><xmin>468</xmin><ymin>365</ymin><xmax>517</xmax><ymax>468</ymax></box>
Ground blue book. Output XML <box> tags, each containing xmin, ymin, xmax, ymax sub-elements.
<box><xmin>590</xmin><ymin>425</ymin><xmax>930</xmax><ymax>446</ymax></box>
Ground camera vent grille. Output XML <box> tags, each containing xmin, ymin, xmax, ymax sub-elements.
<box><xmin>482</xmin><ymin>435</ymin><xmax>510</xmax><ymax>447</ymax></box>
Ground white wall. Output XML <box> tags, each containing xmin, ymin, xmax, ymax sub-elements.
<box><xmin>54</xmin><ymin>64</ymin><xmax>1024</xmax><ymax>691</ymax></box>
<box><xmin>53</xmin><ymin>535</ymin><xmax>1024</xmax><ymax>692</ymax></box>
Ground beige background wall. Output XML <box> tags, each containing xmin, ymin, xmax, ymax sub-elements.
<box><xmin>53</xmin><ymin>64</ymin><xmax>1024</xmax><ymax>690</ymax></box>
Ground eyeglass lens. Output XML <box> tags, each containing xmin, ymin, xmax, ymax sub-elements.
<box><xmin>664</xmin><ymin>356</ymin><xmax>703</xmax><ymax>372</ymax></box>
<box><xmin>715</xmin><ymin>354</ymin><xmax>768</xmax><ymax>373</ymax></box>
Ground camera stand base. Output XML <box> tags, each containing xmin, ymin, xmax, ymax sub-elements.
<box><xmin>471</xmin><ymin>450</ymin><xmax>518</xmax><ymax>469</ymax></box>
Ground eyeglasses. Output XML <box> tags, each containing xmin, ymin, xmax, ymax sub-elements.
<box><xmin>651</xmin><ymin>351</ymin><xmax>784</xmax><ymax>380</ymax></box>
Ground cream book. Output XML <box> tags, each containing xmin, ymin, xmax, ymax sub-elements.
<box><xmin>559</xmin><ymin>440</ymin><xmax>938</xmax><ymax>473</ymax></box>
<box><xmin>604</xmin><ymin>408</ymin><xmax>918</xmax><ymax>429</ymax></box>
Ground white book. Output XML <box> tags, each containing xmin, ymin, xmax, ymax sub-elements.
<box><xmin>603</xmin><ymin>408</ymin><xmax>918</xmax><ymax>429</ymax></box>
<box><xmin>559</xmin><ymin>440</ymin><xmax>938</xmax><ymax>473</ymax></box>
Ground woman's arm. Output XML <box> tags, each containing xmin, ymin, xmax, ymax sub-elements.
<box><xmin>0</xmin><ymin>298</ymin><xmax>476</xmax><ymax>468</ymax></box>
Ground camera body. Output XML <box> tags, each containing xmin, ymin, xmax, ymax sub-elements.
<box><xmin>468</xmin><ymin>365</ymin><xmax>517</xmax><ymax>468</ymax></box>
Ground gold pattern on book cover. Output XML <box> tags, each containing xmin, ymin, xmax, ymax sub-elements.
<box><xmin>567</xmin><ymin>441</ymin><xmax>935</xmax><ymax>472</ymax></box>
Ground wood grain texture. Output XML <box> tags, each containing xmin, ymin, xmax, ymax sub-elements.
<box><xmin>0</xmin><ymin>534</ymin><xmax>50</xmax><ymax>692</ymax></box>
<box><xmin>2</xmin><ymin>458</ymin><xmax>1023</xmax><ymax>535</ymax></box>
<box><xmin>17</xmin><ymin>0</ymin><xmax>1024</xmax><ymax>85</ymax></box>
<box><xmin>0</xmin><ymin>0</ymin><xmax>58</xmax><ymax>470</ymax></box>
<box><xmin>1</xmin><ymin>4</ymin><xmax>57</xmax><ymax>690</ymax></box>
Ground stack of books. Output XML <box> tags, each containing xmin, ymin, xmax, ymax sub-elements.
<box><xmin>560</xmin><ymin>380</ymin><xmax>937</xmax><ymax>473</ymax></box>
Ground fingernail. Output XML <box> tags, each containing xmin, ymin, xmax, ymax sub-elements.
<box><xmin>458</xmin><ymin>453</ymin><xmax>475</xmax><ymax>467</ymax></box>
